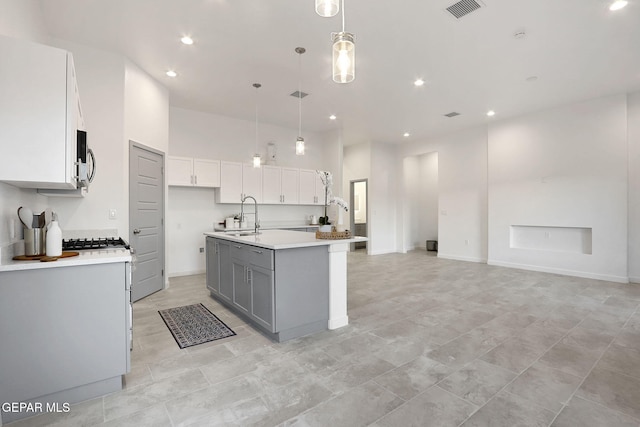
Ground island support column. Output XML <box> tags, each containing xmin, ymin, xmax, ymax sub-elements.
<box><xmin>328</xmin><ymin>242</ymin><xmax>349</xmax><ymax>329</ymax></box>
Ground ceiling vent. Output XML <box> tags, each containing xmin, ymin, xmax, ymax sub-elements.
<box><xmin>444</xmin><ymin>112</ymin><xmax>461</xmax><ymax>117</ymax></box>
<box><xmin>290</xmin><ymin>91</ymin><xmax>308</xmax><ymax>99</ymax></box>
<box><xmin>445</xmin><ymin>0</ymin><xmax>483</xmax><ymax>19</ymax></box>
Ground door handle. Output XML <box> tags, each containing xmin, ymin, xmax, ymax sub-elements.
<box><xmin>133</xmin><ymin>228</ymin><xmax>141</xmax><ymax>235</ymax></box>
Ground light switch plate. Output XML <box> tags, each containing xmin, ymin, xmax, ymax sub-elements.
<box><xmin>109</xmin><ymin>209</ymin><xmax>117</xmax><ymax>220</ymax></box>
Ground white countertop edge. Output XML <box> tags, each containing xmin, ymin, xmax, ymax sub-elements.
<box><xmin>0</xmin><ymin>251</ymin><xmax>132</xmax><ymax>272</ymax></box>
<box><xmin>213</xmin><ymin>224</ymin><xmax>320</xmax><ymax>232</ymax></box>
<box><xmin>204</xmin><ymin>230</ymin><xmax>367</xmax><ymax>250</ymax></box>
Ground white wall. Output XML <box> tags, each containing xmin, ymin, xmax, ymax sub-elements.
<box><xmin>628</xmin><ymin>92</ymin><xmax>640</xmax><ymax>283</ymax></box>
<box><xmin>399</xmin><ymin>128</ymin><xmax>488</xmax><ymax>262</ymax></box>
<box><xmin>343</xmin><ymin>142</ymin><xmax>371</xmax><ymax>249</ymax></box>
<box><xmin>487</xmin><ymin>94</ymin><xmax>628</xmax><ymax>282</ymax></box>
<box><xmin>418</xmin><ymin>152</ymin><xmax>439</xmax><ymax>249</ymax></box>
<box><xmin>167</xmin><ymin>107</ymin><xmax>333</xmax><ymax>276</ymax></box>
<box><xmin>369</xmin><ymin>142</ymin><xmax>398</xmax><ymax>255</ymax></box>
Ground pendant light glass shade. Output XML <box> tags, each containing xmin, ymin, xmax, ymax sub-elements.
<box><xmin>252</xmin><ymin>154</ymin><xmax>261</xmax><ymax>167</ymax></box>
<box><xmin>316</xmin><ymin>0</ymin><xmax>339</xmax><ymax>17</ymax></box>
<box><xmin>332</xmin><ymin>32</ymin><xmax>355</xmax><ymax>83</ymax></box>
<box><xmin>296</xmin><ymin>137</ymin><xmax>305</xmax><ymax>155</ymax></box>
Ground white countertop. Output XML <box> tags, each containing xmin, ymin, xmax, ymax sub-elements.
<box><xmin>204</xmin><ymin>229</ymin><xmax>367</xmax><ymax>250</ymax></box>
<box><xmin>0</xmin><ymin>248</ymin><xmax>132</xmax><ymax>272</ymax></box>
<box><xmin>213</xmin><ymin>224</ymin><xmax>320</xmax><ymax>232</ymax></box>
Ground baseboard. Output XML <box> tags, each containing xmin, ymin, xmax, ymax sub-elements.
<box><xmin>168</xmin><ymin>269</ymin><xmax>205</xmax><ymax>278</ymax></box>
<box><xmin>437</xmin><ymin>253</ymin><xmax>486</xmax><ymax>263</ymax></box>
<box><xmin>487</xmin><ymin>259</ymin><xmax>629</xmax><ymax>284</ymax></box>
<box><xmin>368</xmin><ymin>249</ymin><xmax>397</xmax><ymax>255</ymax></box>
<box><xmin>629</xmin><ymin>276</ymin><xmax>640</xmax><ymax>284</ymax></box>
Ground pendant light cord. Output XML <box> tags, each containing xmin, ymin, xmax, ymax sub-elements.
<box><xmin>341</xmin><ymin>0</ymin><xmax>345</xmax><ymax>32</ymax></box>
<box><xmin>253</xmin><ymin>83</ymin><xmax>261</xmax><ymax>152</ymax></box>
<box><xmin>298</xmin><ymin>52</ymin><xmax>302</xmax><ymax>136</ymax></box>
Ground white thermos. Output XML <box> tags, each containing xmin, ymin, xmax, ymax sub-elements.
<box><xmin>46</xmin><ymin>212</ymin><xmax>62</xmax><ymax>257</ymax></box>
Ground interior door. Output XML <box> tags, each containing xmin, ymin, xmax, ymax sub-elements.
<box><xmin>129</xmin><ymin>142</ymin><xmax>165</xmax><ymax>302</ymax></box>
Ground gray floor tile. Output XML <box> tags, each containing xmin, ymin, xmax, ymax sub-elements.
<box><xmin>374</xmin><ymin>386</ymin><xmax>478</xmax><ymax>427</ymax></box>
<box><xmin>374</xmin><ymin>355</ymin><xmax>453</xmax><ymax>400</ymax></box>
<box><xmin>283</xmin><ymin>381</ymin><xmax>403</xmax><ymax>427</ymax></box>
<box><xmin>596</xmin><ymin>343</ymin><xmax>640</xmax><ymax>380</ymax></box>
<box><xmin>461</xmin><ymin>391</ymin><xmax>556</xmax><ymax>427</ymax></box>
<box><xmin>439</xmin><ymin>359</ymin><xmax>517</xmax><ymax>406</ymax></box>
<box><xmin>551</xmin><ymin>396</ymin><xmax>640</xmax><ymax>427</ymax></box>
<box><xmin>577</xmin><ymin>366</ymin><xmax>640</xmax><ymax>419</ymax></box>
<box><xmin>506</xmin><ymin>362</ymin><xmax>582</xmax><ymax>412</ymax></box>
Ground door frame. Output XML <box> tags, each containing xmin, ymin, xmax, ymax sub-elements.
<box><xmin>349</xmin><ymin>179</ymin><xmax>368</xmax><ymax>252</ymax></box>
<box><xmin>129</xmin><ymin>140</ymin><xmax>166</xmax><ymax>294</ymax></box>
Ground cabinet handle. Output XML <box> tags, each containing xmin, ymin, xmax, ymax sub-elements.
<box><xmin>195</xmin><ymin>175</ymin><xmax>198</xmax><ymax>185</ymax></box>
<box><xmin>282</xmin><ymin>195</ymin><xmax>285</xmax><ymax>203</ymax></box>
<box><xmin>247</xmin><ymin>268</ymin><xmax>253</xmax><ymax>284</ymax></box>
<box><xmin>252</xmin><ymin>250</ymin><xmax>263</xmax><ymax>254</ymax></box>
<box><xmin>234</xmin><ymin>245</ymin><xmax>242</xmax><ymax>249</ymax></box>
<box><xmin>190</xmin><ymin>175</ymin><xmax>194</xmax><ymax>185</ymax></box>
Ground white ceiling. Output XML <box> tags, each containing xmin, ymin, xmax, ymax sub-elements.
<box><xmin>39</xmin><ymin>0</ymin><xmax>640</xmax><ymax>145</ymax></box>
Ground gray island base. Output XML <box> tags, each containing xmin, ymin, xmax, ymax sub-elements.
<box><xmin>206</xmin><ymin>236</ymin><xmax>330</xmax><ymax>342</ymax></box>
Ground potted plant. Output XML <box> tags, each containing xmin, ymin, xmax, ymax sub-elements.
<box><xmin>316</xmin><ymin>170</ymin><xmax>349</xmax><ymax>231</ymax></box>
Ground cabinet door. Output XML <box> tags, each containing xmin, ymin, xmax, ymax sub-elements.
<box><xmin>194</xmin><ymin>159</ymin><xmax>220</xmax><ymax>188</ymax></box>
<box><xmin>249</xmin><ymin>265</ymin><xmax>275</xmax><ymax>332</ymax></box>
<box><xmin>218</xmin><ymin>241</ymin><xmax>233</xmax><ymax>302</ymax></box>
<box><xmin>218</xmin><ymin>161</ymin><xmax>243</xmax><ymax>203</ymax></box>
<box><xmin>205</xmin><ymin>238</ymin><xmax>219</xmax><ymax>295</ymax></box>
<box><xmin>262</xmin><ymin>165</ymin><xmax>282</xmax><ymax>204</ymax></box>
<box><xmin>242</xmin><ymin>164</ymin><xmax>263</xmax><ymax>203</ymax></box>
<box><xmin>0</xmin><ymin>37</ymin><xmax>76</xmax><ymax>188</ymax></box>
<box><xmin>299</xmin><ymin>169</ymin><xmax>324</xmax><ymax>205</ymax></box>
<box><xmin>232</xmin><ymin>260</ymin><xmax>251</xmax><ymax>314</ymax></box>
<box><xmin>281</xmin><ymin>168</ymin><xmax>299</xmax><ymax>205</ymax></box>
<box><xmin>167</xmin><ymin>156</ymin><xmax>194</xmax><ymax>186</ymax></box>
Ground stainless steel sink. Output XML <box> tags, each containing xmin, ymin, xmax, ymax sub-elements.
<box><xmin>230</xmin><ymin>231</ymin><xmax>261</xmax><ymax>236</ymax></box>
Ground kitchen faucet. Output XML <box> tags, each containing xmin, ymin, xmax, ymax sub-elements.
<box><xmin>240</xmin><ymin>195</ymin><xmax>260</xmax><ymax>234</ymax></box>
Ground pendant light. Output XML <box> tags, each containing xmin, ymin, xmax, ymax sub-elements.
<box><xmin>332</xmin><ymin>0</ymin><xmax>355</xmax><ymax>83</ymax></box>
<box><xmin>295</xmin><ymin>47</ymin><xmax>306</xmax><ymax>156</ymax></box>
<box><xmin>315</xmin><ymin>0</ymin><xmax>339</xmax><ymax>17</ymax></box>
<box><xmin>252</xmin><ymin>83</ymin><xmax>262</xmax><ymax>168</ymax></box>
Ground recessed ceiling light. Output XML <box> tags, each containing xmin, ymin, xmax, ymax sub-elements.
<box><xmin>403</xmin><ymin>132</ymin><xmax>410</xmax><ymax>137</ymax></box>
<box><xmin>610</xmin><ymin>0</ymin><xmax>628</xmax><ymax>10</ymax></box>
<box><xmin>329</xmin><ymin>114</ymin><xmax>337</xmax><ymax>120</ymax></box>
<box><xmin>180</xmin><ymin>36</ymin><xmax>194</xmax><ymax>45</ymax></box>
<box><xmin>166</xmin><ymin>70</ymin><xmax>177</xmax><ymax>77</ymax></box>
<box><xmin>414</xmin><ymin>79</ymin><xmax>425</xmax><ymax>87</ymax></box>
<box><xmin>487</xmin><ymin>110</ymin><xmax>496</xmax><ymax>117</ymax></box>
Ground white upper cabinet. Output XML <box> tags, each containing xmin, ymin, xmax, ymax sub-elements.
<box><xmin>217</xmin><ymin>161</ymin><xmax>243</xmax><ymax>203</ymax></box>
<box><xmin>299</xmin><ymin>169</ymin><xmax>325</xmax><ymax>205</ymax></box>
<box><xmin>217</xmin><ymin>161</ymin><xmax>263</xmax><ymax>203</ymax></box>
<box><xmin>242</xmin><ymin>164</ymin><xmax>263</xmax><ymax>203</ymax></box>
<box><xmin>262</xmin><ymin>166</ymin><xmax>299</xmax><ymax>205</ymax></box>
<box><xmin>0</xmin><ymin>36</ymin><xmax>80</xmax><ymax>189</ymax></box>
<box><xmin>168</xmin><ymin>156</ymin><xmax>220</xmax><ymax>187</ymax></box>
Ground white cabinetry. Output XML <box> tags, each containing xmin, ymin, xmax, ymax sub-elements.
<box><xmin>299</xmin><ymin>169</ymin><xmax>325</xmax><ymax>205</ymax></box>
<box><xmin>262</xmin><ymin>166</ymin><xmax>299</xmax><ymax>204</ymax></box>
<box><xmin>217</xmin><ymin>161</ymin><xmax>263</xmax><ymax>203</ymax></box>
<box><xmin>0</xmin><ymin>35</ymin><xmax>81</xmax><ymax>189</ymax></box>
<box><xmin>168</xmin><ymin>156</ymin><xmax>220</xmax><ymax>187</ymax></box>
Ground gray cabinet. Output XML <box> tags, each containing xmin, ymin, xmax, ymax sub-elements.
<box><xmin>206</xmin><ymin>237</ymin><xmax>327</xmax><ymax>341</ymax></box>
<box><xmin>206</xmin><ymin>237</ymin><xmax>219</xmax><ymax>295</ymax></box>
<box><xmin>0</xmin><ymin>262</ymin><xmax>129</xmax><ymax>423</ymax></box>
<box><xmin>229</xmin><ymin>242</ymin><xmax>275</xmax><ymax>331</ymax></box>
<box><xmin>218</xmin><ymin>240</ymin><xmax>233</xmax><ymax>302</ymax></box>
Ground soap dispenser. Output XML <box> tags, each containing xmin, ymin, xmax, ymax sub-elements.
<box><xmin>46</xmin><ymin>212</ymin><xmax>62</xmax><ymax>257</ymax></box>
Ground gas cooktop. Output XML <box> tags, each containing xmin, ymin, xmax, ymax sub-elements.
<box><xmin>62</xmin><ymin>237</ymin><xmax>130</xmax><ymax>251</ymax></box>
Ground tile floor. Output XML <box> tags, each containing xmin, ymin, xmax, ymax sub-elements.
<box><xmin>7</xmin><ymin>250</ymin><xmax>640</xmax><ymax>426</ymax></box>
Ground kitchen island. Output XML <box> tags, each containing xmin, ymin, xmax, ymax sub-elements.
<box><xmin>204</xmin><ymin>230</ymin><xmax>366</xmax><ymax>342</ymax></box>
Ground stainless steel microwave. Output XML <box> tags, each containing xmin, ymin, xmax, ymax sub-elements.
<box><xmin>76</xmin><ymin>130</ymin><xmax>95</xmax><ymax>189</ymax></box>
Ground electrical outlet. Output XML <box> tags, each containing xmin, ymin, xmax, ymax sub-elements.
<box><xmin>109</xmin><ymin>209</ymin><xmax>117</xmax><ymax>220</ymax></box>
<box><xmin>199</xmin><ymin>247</ymin><xmax>204</xmax><ymax>253</ymax></box>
